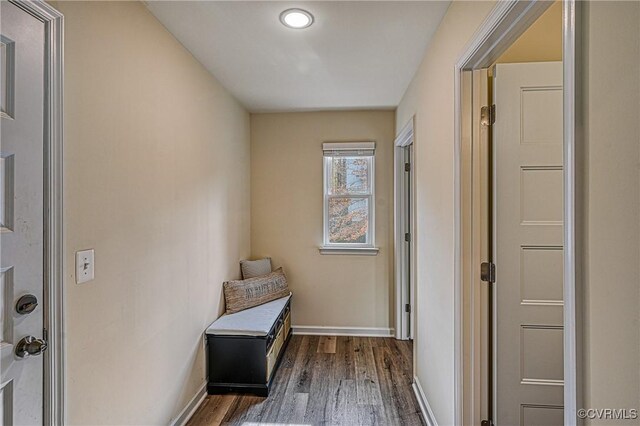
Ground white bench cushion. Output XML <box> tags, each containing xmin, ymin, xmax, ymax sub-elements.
<box><xmin>206</xmin><ymin>293</ymin><xmax>291</xmax><ymax>337</ymax></box>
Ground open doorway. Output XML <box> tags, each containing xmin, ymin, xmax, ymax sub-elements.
<box><xmin>395</xmin><ymin>117</ymin><xmax>415</xmax><ymax>341</ymax></box>
<box><xmin>458</xmin><ymin>1</ymin><xmax>580</xmax><ymax>425</ymax></box>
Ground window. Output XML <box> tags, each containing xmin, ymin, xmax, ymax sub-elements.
<box><xmin>321</xmin><ymin>142</ymin><xmax>378</xmax><ymax>254</ymax></box>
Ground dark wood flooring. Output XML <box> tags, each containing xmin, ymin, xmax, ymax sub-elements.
<box><xmin>187</xmin><ymin>335</ymin><xmax>423</xmax><ymax>426</ymax></box>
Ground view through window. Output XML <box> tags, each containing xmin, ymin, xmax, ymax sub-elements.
<box><xmin>323</xmin><ymin>143</ymin><xmax>375</xmax><ymax>247</ymax></box>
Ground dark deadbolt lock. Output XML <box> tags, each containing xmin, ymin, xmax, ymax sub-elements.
<box><xmin>15</xmin><ymin>294</ymin><xmax>38</xmax><ymax>315</ymax></box>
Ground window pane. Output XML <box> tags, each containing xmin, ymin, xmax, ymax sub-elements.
<box><xmin>329</xmin><ymin>157</ymin><xmax>370</xmax><ymax>195</ymax></box>
<box><xmin>328</xmin><ymin>197</ymin><xmax>369</xmax><ymax>244</ymax></box>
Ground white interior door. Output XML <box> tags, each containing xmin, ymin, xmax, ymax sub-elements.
<box><xmin>1</xmin><ymin>2</ymin><xmax>47</xmax><ymax>424</ymax></box>
<box><xmin>394</xmin><ymin>120</ymin><xmax>414</xmax><ymax>341</ymax></box>
<box><xmin>403</xmin><ymin>144</ymin><xmax>412</xmax><ymax>339</ymax></box>
<box><xmin>494</xmin><ymin>62</ymin><xmax>564</xmax><ymax>425</ymax></box>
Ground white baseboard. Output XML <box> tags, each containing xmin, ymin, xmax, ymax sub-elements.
<box><xmin>292</xmin><ymin>325</ymin><xmax>394</xmax><ymax>337</ymax></box>
<box><xmin>170</xmin><ymin>382</ymin><xmax>207</xmax><ymax>426</ymax></box>
<box><xmin>413</xmin><ymin>376</ymin><xmax>438</xmax><ymax>426</ymax></box>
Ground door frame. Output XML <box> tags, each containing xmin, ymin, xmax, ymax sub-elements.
<box><xmin>7</xmin><ymin>1</ymin><xmax>65</xmax><ymax>424</ymax></box>
<box><xmin>454</xmin><ymin>1</ymin><xmax>581</xmax><ymax>425</ymax></box>
<box><xmin>394</xmin><ymin>116</ymin><xmax>416</xmax><ymax>341</ymax></box>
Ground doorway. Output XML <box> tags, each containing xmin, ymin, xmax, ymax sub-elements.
<box><xmin>456</xmin><ymin>1</ymin><xmax>580</xmax><ymax>425</ymax></box>
<box><xmin>0</xmin><ymin>1</ymin><xmax>64</xmax><ymax>424</ymax></box>
<box><xmin>395</xmin><ymin>117</ymin><xmax>415</xmax><ymax>341</ymax></box>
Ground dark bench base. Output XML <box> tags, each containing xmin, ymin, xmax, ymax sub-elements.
<box><xmin>207</xmin><ymin>333</ymin><xmax>291</xmax><ymax>397</ymax></box>
<box><xmin>206</xmin><ymin>299</ymin><xmax>291</xmax><ymax>397</ymax></box>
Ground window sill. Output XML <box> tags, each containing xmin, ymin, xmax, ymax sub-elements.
<box><xmin>318</xmin><ymin>246</ymin><xmax>380</xmax><ymax>256</ymax></box>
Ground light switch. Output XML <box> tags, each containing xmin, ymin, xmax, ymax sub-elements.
<box><xmin>75</xmin><ymin>249</ymin><xmax>95</xmax><ymax>284</ymax></box>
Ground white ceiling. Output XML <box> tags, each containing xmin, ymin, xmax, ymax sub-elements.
<box><xmin>146</xmin><ymin>1</ymin><xmax>451</xmax><ymax>112</ymax></box>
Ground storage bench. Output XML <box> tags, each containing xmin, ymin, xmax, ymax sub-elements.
<box><xmin>205</xmin><ymin>293</ymin><xmax>292</xmax><ymax>397</ymax></box>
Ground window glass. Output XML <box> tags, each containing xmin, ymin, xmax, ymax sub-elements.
<box><xmin>328</xmin><ymin>157</ymin><xmax>370</xmax><ymax>195</ymax></box>
<box><xmin>328</xmin><ymin>197</ymin><xmax>369</xmax><ymax>244</ymax></box>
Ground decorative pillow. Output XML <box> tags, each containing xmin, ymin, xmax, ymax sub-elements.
<box><xmin>240</xmin><ymin>257</ymin><xmax>272</xmax><ymax>279</ymax></box>
<box><xmin>224</xmin><ymin>267</ymin><xmax>290</xmax><ymax>314</ymax></box>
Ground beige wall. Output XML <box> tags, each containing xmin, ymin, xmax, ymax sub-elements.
<box><xmin>396</xmin><ymin>2</ymin><xmax>495</xmax><ymax>424</ymax></box>
<box><xmin>497</xmin><ymin>1</ymin><xmax>562</xmax><ymax>63</ymax></box>
<box><xmin>250</xmin><ymin>111</ymin><xmax>395</xmax><ymax>330</ymax></box>
<box><xmin>53</xmin><ymin>1</ymin><xmax>251</xmax><ymax>424</ymax></box>
<box><xmin>582</xmin><ymin>2</ymin><xmax>640</xmax><ymax>423</ymax></box>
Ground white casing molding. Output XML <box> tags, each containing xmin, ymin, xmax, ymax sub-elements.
<box><xmin>292</xmin><ymin>326</ymin><xmax>394</xmax><ymax>337</ymax></box>
<box><xmin>562</xmin><ymin>1</ymin><xmax>582</xmax><ymax>423</ymax></box>
<box><xmin>170</xmin><ymin>382</ymin><xmax>207</xmax><ymax>426</ymax></box>
<box><xmin>394</xmin><ymin>116</ymin><xmax>415</xmax><ymax>340</ymax></box>
<box><xmin>412</xmin><ymin>376</ymin><xmax>438</xmax><ymax>426</ymax></box>
<box><xmin>395</xmin><ymin>118</ymin><xmax>414</xmax><ymax>148</ymax></box>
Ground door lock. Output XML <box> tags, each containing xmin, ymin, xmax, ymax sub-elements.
<box><xmin>15</xmin><ymin>336</ymin><xmax>48</xmax><ymax>358</ymax></box>
<box><xmin>15</xmin><ymin>294</ymin><xmax>38</xmax><ymax>315</ymax></box>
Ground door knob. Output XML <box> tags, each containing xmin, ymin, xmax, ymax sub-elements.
<box><xmin>15</xmin><ymin>336</ymin><xmax>48</xmax><ymax>358</ymax></box>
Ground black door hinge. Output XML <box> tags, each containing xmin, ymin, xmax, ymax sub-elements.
<box><xmin>405</xmin><ymin>304</ymin><xmax>411</xmax><ymax>313</ymax></box>
<box><xmin>404</xmin><ymin>232</ymin><xmax>411</xmax><ymax>242</ymax></box>
<box><xmin>480</xmin><ymin>262</ymin><xmax>496</xmax><ymax>283</ymax></box>
<box><xmin>405</xmin><ymin>162</ymin><xmax>411</xmax><ymax>172</ymax></box>
<box><xmin>481</xmin><ymin>420</ymin><xmax>494</xmax><ymax>426</ymax></box>
<box><xmin>481</xmin><ymin>104</ymin><xmax>496</xmax><ymax>126</ymax></box>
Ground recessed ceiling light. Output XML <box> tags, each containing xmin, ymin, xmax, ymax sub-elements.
<box><xmin>280</xmin><ymin>8</ymin><xmax>314</xmax><ymax>29</ymax></box>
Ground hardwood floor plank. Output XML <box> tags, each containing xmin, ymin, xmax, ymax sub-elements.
<box><xmin>278</xmin><ymin>392</ymin><xmax>309</xmax><ymax>424</ymax></box>
<box><xmin>387</xmin><ymin>338</ymin><xmax>414</xmax><ymax>371</ymax></box>
<box><xmin>373</xmin><ymin>345</ymin><xmax>421</xmax><ymax>424</ymax></box>
<box><xmin>372</xmin><ymin>345</ymin><xmax>401</xmax><ymax>423</ymax></box>
<box><xmin>186</xmin><ymin>394</ymin><xmax>236</xmax><ymax>426</ymax></box>
<box><xmin>221</xmin><ymin>395</ymin><xmax>264</xmax><ymax>425</ymax></box>
<box><xmin>330</xmin><ymin>379</ymin><xmax>358</xmax><ymax>425</ymax></box>
<box><xmin>401</xmin><ymin>412</ymin><xmax>427</xmax><ymax>426</ymax></box>
<box><xmin>279</xmin><ymin>332</ymin><xmax>302</xmax><ymax>369</ymax></box>
<box><xmin>357</xmin><ymin>404</ymin><xmax>386</xmax><ymax>426</ymax></box>
<box><xmin>354</xmin><ymin>337</ymin><xmax>384</xmax><ymax>407</ymax></box>
<box><xmin>317</xmin><ymin>335</ymin><xmax>337</xmax><ymax>353</ymax></box>
<box><xmin>189</xmin><ymin>336</ymin><xmax>422</xmax><ymax>426</ymax></box>
<box><xmin>285</xmin><ymin>335</ymin><xmax>314</xmax><ymax>395</ymax></box>
<box><xmin>303</xmin><ymin>352</ymin><xmax>335</xmax><ymax>423</ymax></box>
<box><xmin>256</xmin><ymin>346</ymin><xmax>295</xmax><ymax>422</ymax></box>
<box><xmin>335</xmin><ymin>335</ymin><xmax>356</xmax><ymax>380</ymax></box>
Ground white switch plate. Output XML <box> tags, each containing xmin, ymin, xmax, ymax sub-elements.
<box><xmin>75</xmin><ymin>249</ymin><xmax>95</xmax><ymax>284</ymax></box>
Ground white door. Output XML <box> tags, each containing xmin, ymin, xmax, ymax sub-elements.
<box><xmin>1</xmin><ymin>2</ymin><xmax>47</xmax><ymax>424</ymax></box>
<box><xmin>394</xmin><ymin>120</ymin><xmax>414</xmax><ymax>341</ymax></box>
<box><xmin>494</xmin><ymin>62</ymin><xmax>564</xmax><ymax>425</ymax></box>
<box><xmin>403</xmin><ymin>144</ymin><xmax>412</xmax><ymax>339</ymax></box>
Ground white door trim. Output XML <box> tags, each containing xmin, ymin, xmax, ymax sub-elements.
<box><xmin>394</xmin><ymin>116</ymin><xmax>414</xmax><ymax>340</ymax></box>
<box><xmin>8</xmin><ymin>1</ymin><xmax>65</xmax><ymax>424</ymax></box>
<box><xmin>454</xmin><ymin>1</ymin><xmax>581</xmax><ymax>425</ymax></box>
<box><xmin>561</xmin><ymin>2</ymin><xmax>582</xmax><ymax>423</ymax></box>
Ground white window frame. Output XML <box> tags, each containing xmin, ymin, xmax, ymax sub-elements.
<box><xmin>320</xmin><ymin>142</ymin><xmax>379</xmax><ymax>255</ymax></box>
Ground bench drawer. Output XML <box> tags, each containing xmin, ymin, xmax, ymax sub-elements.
<box><xmin>266</xmin><ymin>343</ymin><xmax>277</xmax><ymax>380</ymax></box>
<box><xmin>284</xmin><ymin>311</ymin><xmax>291</xmax><ymax>339</ymax></box>
<box><xmin>266</xmin><ymin>326</ymin><xmax>284</xmax><ymax>379</ymax></box>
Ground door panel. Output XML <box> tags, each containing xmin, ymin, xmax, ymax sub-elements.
<box><xmin>0</xmin><ymin>2</ymin><xmax>46</xmax><ymax>424</ymax></box>
<box><xmin>494</xmin><ymin>62</ymin><xmax>564</xmax><ymax>425</ymax></box>
<box><xmin>404</xmin><ymin>144</ymin><xmax>412</xmax><ymax>339</ymax></box>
